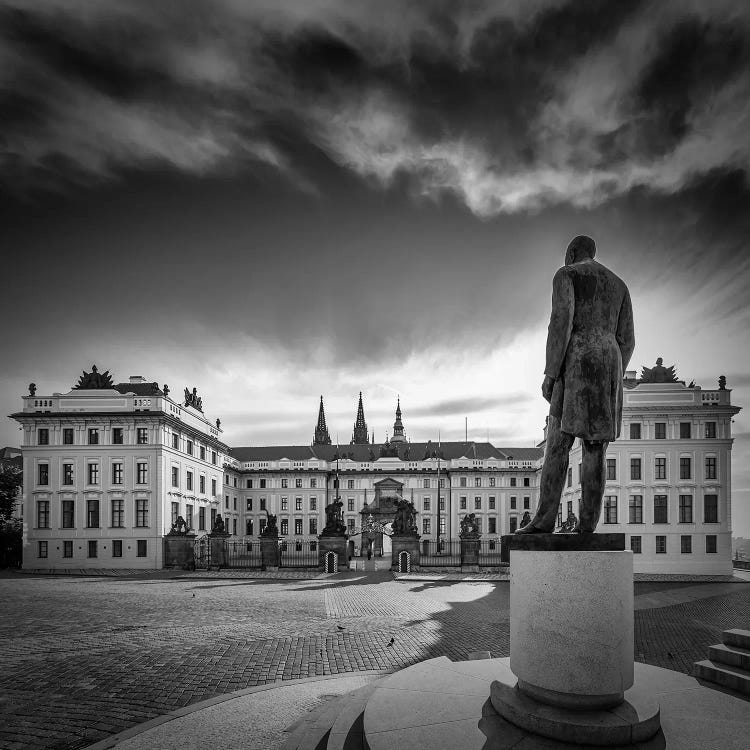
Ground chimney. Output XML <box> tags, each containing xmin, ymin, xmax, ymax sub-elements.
<box><xmin>129</xmin><ymin>376</ymin><xmax>147</xmax><ymax>383</ymax></box>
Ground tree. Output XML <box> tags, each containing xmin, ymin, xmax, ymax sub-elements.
<box><xmin>0</xmin><ymin>463</ymin><xmax>22</xmax><ymax>520</ymax></box>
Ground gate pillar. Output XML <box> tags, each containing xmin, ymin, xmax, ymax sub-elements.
<box><xmin>260</xmin><ymin>538</ymin><xmax>280</xmax><ymax>570</ymax></box>
<box><xmin>390</xmin><ymin>535</ymin><xmax>420</xmax><ymax>571</ymax></box>
<box><xmin>318</xmin><ymin>534</ymin><xmax>348</xmax><ymax>571</ymax></box>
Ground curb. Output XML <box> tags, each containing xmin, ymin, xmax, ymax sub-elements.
<box><xmin>83</xmin><ymin>669</ymin><xmax>392</xmax><ymax>750</ymax></box>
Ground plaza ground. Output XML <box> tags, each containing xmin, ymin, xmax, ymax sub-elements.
<box><xmin>1</xmin><ymin>570</ymin><xmax>748</xmax><ymax>750</ymax></box>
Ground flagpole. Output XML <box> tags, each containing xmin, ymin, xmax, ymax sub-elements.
<box><xmin>436</xmin><ymin>430</ymin><xmax>441</xmax><ymax>552</ymax></box>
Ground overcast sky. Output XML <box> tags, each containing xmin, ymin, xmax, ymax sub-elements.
<box><xmin>2</xmin><ymin>1</ymin><xmax>749</xmax><ymax>534</ymax></box>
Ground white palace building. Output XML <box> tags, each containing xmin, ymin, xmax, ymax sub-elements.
<box><xmin>12</xmin><ymin>360</ymin><xmax>741</xmax><ymax>575</ymax></box>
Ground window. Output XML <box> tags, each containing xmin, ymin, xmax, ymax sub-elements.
<box><xmin>488</xmin><ymin>517</ymin><xmax>497</xmax><ymax>534</ymax></box>
<box><xmin>88</xmin><ymin>428</ymin><xmax>99</xmax><ymax>445</ymax></box>
<box><xmin>38</xmin><ymin>428</ymin><xmax>49</xmax><ymax>445</ymax></box>
<box><xmin>112</xmin><ymin>463</ymin><xmax>123</xmax><ymax>485</ymax></box>
<box><xmin>136</xmin><ymin>499</ymin><xmax>148</xmax><ymax>527</ymax></box>
<box><xmin>38</xmin><ymin>463</ymin><xmax>49</xmax><ymax>486</ymax></box>
<box><xmin>474</xmin><ymin>497</ymin><xmax>482</xmax><ymax>510</ymax></box>
<box><xmin>423</xmin><ymin>518</ymin><xmax>431</xmax><ymax>534</ymax></box>
<box><xmin>172</xmin><ymin>433</ymin><xmax>179</xmax><ymax>449</ymax></box>
<box><xmin>63</xmin><ymin>428</ymin><xmax>75</xmax><ymax>445</ymax></box>
<box><xmin>681</xmin><ymin>535</ymin><xmax>692</xmax><ymax>553</ymax></box>
<box><xmin>655</xmin><ymin>536</ymin><xmax>666</xmax><ymax>554</ymax></box>
<box><xmin>211</xmin><ymin>508</ymin><xmax>217</xmax><ymax>528</ymax></box>
<box><xmin>347</xmin><ymin>518</ymin><xmax>355</xmax><ymax>532</ymax></box>
<box><xmin>186</xmin><ymin>439</ymin><xmax>193</xmax><ymax>455</ymax></box>
<box><xmin>510</xmin><ymin>496</ymin><xmax>517</xmax><ymax>510</ymax></box>
<box><xmin>281</xmin><ymin>497</ymin><xmax>288</xmax><ymax>511</ymax></box>
<box><xmin>310</xmin><ymin>498</ymin><xmax>317</xmax><ymax>511</ymax></box>
<box><xmin>630</xmin><ymin>458</ymin><xmax>641</xmax><ymax>480</ymax></box>
<box><xmin>245</xmin><ymin>479</ymin><xmax>253</xmax><ymax>489</ymax></box>
<box><xmin>137</xmin><ymin>462</ymin><xmax>148</xmax><ymax>484</ymax></box>
<box><xmin>509</xmin><ymin>517</ymin><xmax>518</xmax><ymax>533</ymax></box>
<box><xmin>88</xmin><ymin>463</ymin><xmax>99</xmax><ymax>485</ymax></box>
<box><xmin>475</xmin><ymin>477</ymin><xmax>481</xmax><ymax>487</ymax></box>
<box><xmin>186</xmin><ymin>471</ymin><xmax>193</xmax><ymax>491</ymax></box>
<box><xmin>171</xmin><ymin>502</ymin><xmax>179</xmax><ymax>525</ymax></box>
<box><xmin>704</xmin><ymin>495</ymin><xmax>718</xmax><ymax>523</ymax></box>
<box><xmin>295</xmin><ymin>497</ymin><xmax>302</xmax><ymax>511</ymax></box>
<box><xmin>233</xmin><ymin>477</ymin><xmax>237</xmax><ymax>488</ymax></box>
<box><xmin>630</xmin><ymin>536</ymin><xmax>642</xmax><ymax>553</ymax></box>
<box><xmin>186</xmin><ymin>504</ymin><xmax>193</xmax><ymax>530</ymax></box>
<box><xmin>211</xmin><ymin>451</ymin><xmax>217</xmax><ymax>465</ymax></box>
<box><xmin>424</xmin><ymin>498</ymin><xmax>431</xmax><ymax>511</ymax></box>
<box><xmin>137</xmin><ymin>428</ymin><xmax>148</xmax><ymax>445</ymax></box>
<box><xmin>62</xmin><ymin>463</ymin><xmax>74</xmax><ymax>486</ymax></box>
<box><xmin>628</xmin><ymin>495</ymin><xmax>643</xmax><ymax>524</ymax></box>
<box><xmin>37</xmin><ymin>500</ymin><xmax>50</xmax><ymax>528</ymax></box>
<box><xmin>655</xmin><ymin>422</ymin><xmax>666</xmax><ymax>440</ymax></box>
<box><xmin>510</xmin><ymin>477</ymin><xmax>517</xmax><ymax>487</ymax></box>
<box><xmin>439</xmin><ymin>478</ymin><xmax>445</xmax><ymax>488</ymax></box>
<box><xmin>654</xmin><ymin>457</ymin><xmax>666</xmax><ymax>480</ymax></box>
<box><xmin>523</xmin><ymin>477</ymin><xmax>530</xmax><ymax>487</ymax></box>
<box><xmin>424</xmin><ymin>479</ymin><xmax>430</xmax><ymax>489</ymax></box>
<box><xmin>567</xmin><ymin>500</ymin><xmax>573</xmax><ymax>516</ymax></box>
<box><xmin>347</xmin><ymin>498</ymin><xmax>354</xmax><ymax>512</ymax></box>
<box><xmin>38</xmin><ymin>541</ymin><xmax>48</xmax><ymax>559</ymax></box>
<box><xmin>706</xmin><ymin>535</ymin><xmax>717</xmax><ymax>554</ymax></box>
<box><xmin>346</xmin><ymin>479</ymin><xmax>354</xmax><ymax>489</ymax></box>
<box><xmin>295</xmin><ymin>478</ymin><xmax>302</xmax><ymax>488</ymax></box>
<box><xmin>439</xmin><ymin>517</ymin><xmax>446</xmax><ymax>534</ymax></box>
<box><xmin>567</xmin><ymin>468</ymin><xmax>572</xmax><ymax>487</ymax></box>
<box><xmin>489</xmin><ymin>496</ymin><xmax>496</xmax><ymax>509</ymax></box>
<box><xmin>309</xmin><ymin>518</ymin><xmax>317</xmax><ymax>535</ymax></box>
<box><xmin>225</xmin><ymin>495</ymin><xmax>229</xmax><ymax>509</ymax></box>
<box><xmin>606</xmin><ymin>459</ymin><xmax>616</xmax><ymax>481</ymax></box>
<box><xmin>260</xmin><ymin>498</ymin><xmax>266</xmax><ymax>511</ymax></box>
<box><xmin>604</xmin><ymin>496</ymin><xmax>617</xmax><ymax>524</ymax></box>
<box><xmin>212</xmin><ymin>478</ymin><xmax>217</xmax><ymax>496</ymax></box>
<box><xmin>200</xmin><ymin>446</ymin><xmax>206</xmax><ymax>461</ymax></box>
<box><xmin>460</xmin><ymin>496</ymin><xmax>467</xmax><ymax>510</ymax></box>
<box><xmin>523</xmin><ymin>497</ymin><xmax>530</xmax><ymax>509</ymax></box>
<box><xmin>680</xmin><ymin>422</ymin><xmax>691</xmax><ymax>439</ymax></box>
<box><xmin>111</xmin><ymin>499</ymin><xmax>124</xmax><ymax>527</ymax></box>
<box><xmin>653</xmin><ymin>495</ymin><xmax>668</xmax><ymax>524</ymax></box>
<box><xmin>246</xmin><ymin>498</ymin><xmax>253</xmax><ymax>511</ymax></box>
<box><xmin>705</xmin><ymin>422</ymin><xmax>717</xmax><ymax>439</ymax></box>
<box><xmin>679</xmin><ymin>495</ymin><xmax>693</xmax><ymax>523</ymax></box>
<box><xmin>295</xmin><ymin>518</ymin><xmax>303</xmax><ymax>535</ymax></box>
<box><xmin>460</xmin><ymin>477</ymin><xmax>467</xmax><ymax>487</ymax></box>
<box><xmin>260</xmin><ymin>479</ymin><xmax>266</xmax><ymax>488</ymax></box>
<box><xmin>679</xmin><ymin>457</ymin><xmax>691</xmax><ymax>480</ymax></box>
<box><xmin>199</xmin><ymin>475</ymin><xmax>205</xmax><ymax>494</ymax></box>
<box><xmin>171</xmin><ymin>467</ymin><xmax>179</xmax><ymax>487</ymax></box>
<box><xmin>578</xmin><ymin>462</ymin><xmax>582</xmax><ymax>484</ymax></box>
<box><xmin>246</xmin><ymin>519</ymin><xmax>253</xmax><ymax>535</ymax></box>
<box><xmin>112</xmin><ymin>540</ymin><xmax>122</xmax><ymax>558</ymax></box>
<box><xmin>87</xmin><ymin>499</ymin><xmax>99</xmax><ymax>528</ymax></box>
<box><xmin>489</xmin><ymin>477</ymin><xmax>496</xmax><ymax>487</ymax></box>
<box><xmin>439</xmin><ymin>497</ymin><xmax>445</xmax><ymax>511</ymax></box>
<box><xmin>62</xmin><ymin>500</ymin><xmax>75</xmax><ymax>528</ymax></box>
<box><xmin>630</xmin><ymin>423</ymin><xmax>641</xmax><ymax>439</ymax></box>
<box><xmin>63</xmin><ymin>540</ymin><xmax>73</xmax><ymax>558</ymax></box>
<box><xmin>232</xmin><ymin>519</ymin><xmax>237</xmax><ymax>535</ymax></box>
<box><xmin>199</xmin><ymin>507</ymin><xmax>206</xmax><ymax>531</ymax></box>
<box><xmin>705</xmin><ymin>457</ymin><xmax>717</xmax><ymax>480</ymax></box>
<box><xmin>136</xmin><ymin>540</ymin><xmax>147</xmax><ymax>557</ymax></box>
<box><xmin>281</xmin><ymin>478</ymin><xmax>288</xmax><ymax>488</ymax></box>
<box><xmin>310</xmin><ymin>478</ymin><xmax>317</xmax><ymax>489</ymax></box>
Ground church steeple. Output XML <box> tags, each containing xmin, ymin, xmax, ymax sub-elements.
<box><xmin>313</xmin><ymin>396</ymin><xmax>332</xmax><ymax>445</ymax></box>
<box><xmin>391</xmin><ymin>396</ymin><xmax>406</xmax><ymax>443</ymax></box>
<box><xmin>351</xmin><ymin>391</ymin><xmax>369</xmax><ymax>444</ymax></box>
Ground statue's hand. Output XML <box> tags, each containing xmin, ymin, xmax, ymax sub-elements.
<box><xmin>541</xmin><ymin>375</ymin><xmax>555</xmax><ymax>403</ymax></box>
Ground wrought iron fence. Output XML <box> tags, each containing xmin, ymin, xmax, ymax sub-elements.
<box><xmin>420</xmin><ymin>539</ymin><xmax>461</xmax><ymax>567</ymax></box>
<box><xmin>478</xmin><ymin>538</ymin><xmax>504</xmax><ymax>566</ymax></box>
<box><xmin>279</xmin><ymin>540</ymin><xmax>319</xmax><ymax>568</ymax></box>
<box><xmin>226</xmin><ymin>539</ymin><xmax>263</xmax><ymax>568</ymax></box>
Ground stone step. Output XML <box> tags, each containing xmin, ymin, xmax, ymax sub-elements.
<box><xmin>326</xmin><ymin>683</ymin><xmax>379</xmax><ymax>750</ymax></box>
<box><xmin>723</xmin><ymin>628</ymin><xmax>750</xmax><ymax>651</ymax></box>
<box><xmin>708</xmin><ymin>642</ymin><xmax>750</xmax><ymax>671</ymax></box>
<box><xmin>694</xmin><ymin>659</ymin><xmax>750</xmax><ymax>695</ymax></box>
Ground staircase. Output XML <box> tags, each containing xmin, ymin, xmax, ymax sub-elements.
<box><xmin>694</xmin><ymin>628</ymin><xmax>750</xmax><ymax>695</ymax></box>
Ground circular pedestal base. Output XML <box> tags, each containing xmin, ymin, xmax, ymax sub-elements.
<box><xmin>491</xmin><ymin>676</ymin><xmax>660</xmax><ymax>747</ymax></box>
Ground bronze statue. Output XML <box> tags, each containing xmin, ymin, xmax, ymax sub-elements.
<box><xmin>559</xmin><ymin>510</ymin><xmax>579</xmax><ymax>533</ymax></box>
<box><xmin>211</xmin><ymin>514</ymin><xmax>226</xmax><ymax>534</ymax></box>
<box><xmin>392</xmin><ymin>499</ymin><xmax>418</xmax><ymax>535</ymax></box>
<box><xmin>74</xmin><ymin>365</ymin><xmax>114</xmax><ymax>390</ymax></box>
<box><xmin>323</xmin><ymin>498</ymin><xmax>346</xmax><ymax>533</ymax></box>
<box><xmin>640</xmin><ymin>357</ymin><xmax>677</xmax><ymax>383</ymax></box>
<box><xmin>169</xmin><ymin>516</ymin><xmax>189</xmax><ymax>535</ymax></box>
<box><xmin>28</xmin><ymin>383</ymin><xmax>36</xmax><ymax>396</ymax></box>
<box><xmin>719</xmin><ymin>375</ymin><xmax>727</xmax><ymax>390</ymax></box>
<box><xmin>518</xmin><ymin>235</ymin><xmax>634</xmax><ymax>534</ymax></box>
<box><xmin>260</xmin><ymin>511</ymin><xmax>279</xmax><ymax>538</ymax></box>
<box><xmin>216</xmin><ymin>418</ymin><xmax>221</xmax><ymax>429</ymax></box>
<box><xmin>163</xmin><ymin>383</ymin><xmax>170</xmax><ymax>397</ymax></box>
<box><xmin>459</xmin><ymin>513</ymin><xmax>481</xmax><ymax>538</ymax></box>
<box><xmin>520</xmin><ymin>511</ymin><xmax>532</xmax><ymax>528</ymax></box>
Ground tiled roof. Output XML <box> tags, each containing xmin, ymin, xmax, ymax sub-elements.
<box><xmin>113</xmin><ymin>382</ymin><xmax>163</xmax><ymax>397</ymax></box>
<box><xmin>495</xmin><ymin>447</ymin><xmax>544</xmax><ymax>461</ymax></box>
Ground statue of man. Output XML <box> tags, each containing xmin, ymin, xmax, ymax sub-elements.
<box><xmin>518</xmin><ymin>236</ymin><xmax>634</xmax><ymax>534</ymax></box>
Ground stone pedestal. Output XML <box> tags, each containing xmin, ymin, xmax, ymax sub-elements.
<box><xmin>163</xmin><ymin>534</ymin><xmax>196</xmax><ymax>570</ymax></box>
<box><xmin>390</xmin><ymin>535</ymin><xmax>420</xmax><ymax>572</ymax></box>
<box><xmin>259</xmin><ymin>537</ymin><xmax>279</xmax><ymax>569</ymax></box>
<box><xmin>460</xmin><ymin>536</ymin><xmax>481</xmax><ymax>572</ymax></box>
<box><xmin>318</xmin><ymin>534</ymin><xmax>348</xmax><ymax>572</ymax></box>
<box><xmin>491</xmin><ymin>533</ymin><xmax>659</xmax><ymax>745</ymax></box>
<box><xmin>209</xmin><ymin>533</ymin><xmax>229</xmax><ymax>568</ymax></box>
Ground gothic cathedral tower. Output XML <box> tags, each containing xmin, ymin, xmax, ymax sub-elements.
<box><xmin>313</xmin><ymin>396</ymin><xmax>332</xmax><ymax>445</ymax></box>
<box><xmin>350</xmin><ymin>392</ymin><xmax>369</xmax><ymax>444</ymax></box>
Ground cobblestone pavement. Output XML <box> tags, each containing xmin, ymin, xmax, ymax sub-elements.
<box><xmin>1</xmin><ymin>571</ymin><xmax>748</xmax><ymax>750</ymax></box>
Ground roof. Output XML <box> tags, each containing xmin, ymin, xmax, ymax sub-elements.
<box><xmin>113</xmin><ymin>382</ymin><xmax>164</xmax><ymax>397</ymax></box>
<box><xmin>229</xmin><ymin>441</ymin><xmax>543</xmax><ymax>464</ymax></box>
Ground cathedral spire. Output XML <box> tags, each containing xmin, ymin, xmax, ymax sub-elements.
<box><xmin>351</xmin><ymin>391</ymin><xmax>369</xmax><ymax>444</ymax></box>
<box><xmin>391</xmin><ymin>396</ymin><xmax>406</xmax><ymax>443</ymax></box>
<box><xmin>313</xmin><ymin>395</ymin><xmax>332</xmax><ymax>445</ymax></box>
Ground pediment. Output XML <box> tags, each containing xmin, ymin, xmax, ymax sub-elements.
<box><xmin>373</xmin><ymin>477</ymin><xmax>404</xmax><ymax>490</ymax></box>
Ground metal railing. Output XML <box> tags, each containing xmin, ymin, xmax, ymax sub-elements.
<box><xmin>420</xmin><ymin>539</ymin><xmax>461</xmax><ymax>567</ymax></box>
<box><xmin>478</xmin><ymin>538</ymin><xmax>503</xmax><ymax>566</ymax></box>
<box><xmin>225</xmin><ymin>539</ymin><xmax>263</xmax><ymax>568</ymax></box>
<box><xmin>279</xmin><ymin>540</ymin><xmax>318</xmax><ymax>568</ymax></box>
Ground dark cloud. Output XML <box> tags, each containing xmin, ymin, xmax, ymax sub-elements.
<box><xmin>410</xmin><ymin>394</ymin><xmax>533</xmax><ymax>418</ymax></box>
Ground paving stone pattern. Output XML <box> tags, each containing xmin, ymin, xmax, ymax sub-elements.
<box><xmin>1</xmin><ymin>571</ymin><xmax>748</xmax><ymax>750</ymax></box>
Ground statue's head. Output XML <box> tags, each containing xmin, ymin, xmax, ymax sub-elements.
<box><xmin>565</xmin><ymin>235</ymin><xmax>596</xmax><ymax>265</ymax></box>
<box><xmin>91</xmin><ymin>364</ymin><xmax>98</xmax><ymax>373</ymax></box>
<box><xmin>656</xmin><ymin>357</ymin><xmax>663</xmax><ymax>366</ymax></box>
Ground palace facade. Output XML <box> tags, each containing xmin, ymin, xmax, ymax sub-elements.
<box><xmin>11</xmin><ymin>361</ymin><xmax>741</xmax><ymax>574</ymax></box>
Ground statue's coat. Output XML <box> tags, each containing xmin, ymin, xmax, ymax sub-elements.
<box><xmin>545</xmin><ymin>259</ymin><xmax>635</xmax><ymax>441</ymax></box>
